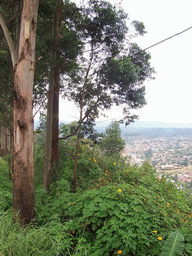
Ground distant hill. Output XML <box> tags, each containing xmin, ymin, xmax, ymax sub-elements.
<box><xmin>34</xmin><ymin>119</ymin><xmax>192</xmax><ymax>132</ymax></box>
<box><xmin>126</xmin><ymin>121</ymin><xmax>192</xmax><ymax>129</ymax></box>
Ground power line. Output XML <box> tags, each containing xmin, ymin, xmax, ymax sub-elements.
<box><xmin>140</xmin><ymin>26</ymin><xmax>192</xmax><ymax>52</ymax></box>
<box><xmin>106</xmin><ymin>26</ymin><xmax>192</xmax><ymax>70</ymax></box>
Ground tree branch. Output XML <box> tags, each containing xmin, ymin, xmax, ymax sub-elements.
<box><xmin>0</xmin><ymin>13</ymin><xmax>17</xmax><ymax>66</ymax></box>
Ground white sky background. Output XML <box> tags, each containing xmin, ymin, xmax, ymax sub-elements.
<box><xmin>58</xmin><ymin>0</ymin><xmax>192</xmax><ymax>124</ymax></box>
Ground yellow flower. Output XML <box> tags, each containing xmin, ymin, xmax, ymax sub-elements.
<box><xmin>152</xmin><ymin>231</ymin><xmax>157</xmax><ymax>233</ymax></box>
<box><xmin>93</xmin><ymin>157</ymin><xmax>97</xmax><ymax>162</ymax></box>
<box><xmin>187</xmin><ymin>214</ymin><xmax>191</xmax><ymax>217</ymax></box>
<box><xmin>164</xmin><ymin>214</ymin><xmax>167</xmax><ymax>216</ymax></box>
<box><xmin>89</xmin><ymin>158</ymin><xmax>91</xmax><ymax>160</ymax></box>
<box><xmin>118</xmin><ymin>189</ymin><xmax>122</xmax><ymax>192</ymax></box>
<box><xmin>117</xmin><ymin>250</ymin><xmax>122</xmax><ymax>254</ymax></box>
<box><xmin>158</xmin><ymin>195</ymin><xmax>160</xmax><ymax>198</ymax></box>
<box><xmin>177</xmin><ymin>209</ymin><xmax>180</xmax><ymax>213</ymax></box>
<box><xmin>114</xmin><ymin>162</ymin><xmax>116</xmax><ymax>165</ymax></box>
<box><xmin>105</xmin><ymin>173</ymin><xmax>108</xmax><ymax>176</ymax></box>
<box><xmin>158</xmin><ymin>237</ymin><xmax>163</xmax><ymax>241</ymax></box>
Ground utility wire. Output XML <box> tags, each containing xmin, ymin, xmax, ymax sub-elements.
<box><xmin>95</xmin><ymin>26</ymin><xmax>192</xmax><ymax>123</ymax></box>
<box><xmin>106</xmin><ymin>26</ymin><xmax>192</xmax><ymax>70</ymax></box>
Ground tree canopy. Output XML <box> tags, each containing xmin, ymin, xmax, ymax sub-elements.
<box><xmin>100</xmin><ymin>121</ymin><xmax>126</xmax><ymax>155</ymax></box>
<box><xmin>64</xmin><ymin>0</ymin><xmax>155</xmax><ymax>126</ymax></box>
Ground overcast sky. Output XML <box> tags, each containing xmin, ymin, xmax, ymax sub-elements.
<box><xmin>59</xmin><ymin>0</ymin><xmax>192</xmax><ymax>124</ymax></box>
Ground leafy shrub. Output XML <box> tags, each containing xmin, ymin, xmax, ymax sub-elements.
<box><xmin>37</xmin><ymin>161</ymin><xmax>191</xmax><ymax>256</ymax></box>
<box><xmin>62</xmin><ymin>179</ymin><xmax>192</xmax><ymax>255</ymax></box>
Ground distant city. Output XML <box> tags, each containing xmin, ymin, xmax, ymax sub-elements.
<box><xmin>34</xmin><ymin>119</ymin><xmax>192</xmax><ymax>185</ymax></box>
<box><xmin>120</xmin><ymin>125</ymin><xmax>192</xmax><ymax>186</ymax></box>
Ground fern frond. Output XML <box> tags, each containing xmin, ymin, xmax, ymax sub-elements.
<box><xmin>160</xmin><ymin>230</ymin><xmax>184</xmax><ymax>256</ymax></box>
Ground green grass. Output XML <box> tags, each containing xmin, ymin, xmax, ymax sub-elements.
<box><xmin>0</xmin><ymin>211</ymin><xmax>75</xmax><ymax>256</ymax></box>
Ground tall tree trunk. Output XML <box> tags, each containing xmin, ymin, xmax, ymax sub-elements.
<box><xmin>51</xmin><ymin>65</ymin><xmax>59</xmax><ymax>168</ymax></box>
<box><xmin>73</xmin><ymin>46</ymin><xmax>94</xmax><ymax>192</ymax></box>
<box><xmin>12</xmin><ymin>0</ymin><xmax>39</xmax><ymax>225</ymax></box>
<box><xmin>73</xmin><ymin>126</ymin><xmax>81</xmax><ymax>192</ymax></box>
<box><xmin>51</xmin><ymin>0</ymin><xmax>62</xmax><ymax>168</ymax></box>
<box><xmin>44</xmin><ymin>0</ymin><xmax>61</xmax><ymax>193</ymax></box>
<box><xmin>43</xmin><ymin>73</ymin><xmax>54</xmax><ymax>193</ymax></box>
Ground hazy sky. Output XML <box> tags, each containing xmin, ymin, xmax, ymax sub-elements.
<box><xmin>59</xmin><ymin>0</ymin><xmax>192</xmax><ymax>124</ymax></box>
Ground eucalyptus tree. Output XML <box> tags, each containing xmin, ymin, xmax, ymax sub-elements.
<box><xmin>0</xmin><ymin>0</ymin><xmax>39</xmax><ymax>225</ymax></box>
<box><xmin>0</xmin><ymin>0</ymin><xmax>22</xmax><ymax>144</ymax></box>
<box><xmin>33</xmin><ymin>0</ymin><xmax>83</xmax><ymax>193</ymax></box>
<box><xmin>64</xmin><ymin>0</ymin><xmax>155</xmax><ymax>191</ymax></box>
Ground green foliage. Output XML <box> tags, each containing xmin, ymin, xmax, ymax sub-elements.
<box><xmin>34</xmin><ymin>131</ymin><xmax>46</xmax><ymax>188</ymax></box>
<box><xmin>131</xmin><ymin>20</ymin><xmax>147</xmax><ymax>36</ymax></box>
<box><xmin>0</xmin><ymin>157</ymin><xmax>12</xmax><ymax>211</ymax></box>
<box><xmin>59</xmin><ymin>120</ymin><xmax>102</xmax><ymax>144</ymax></box>
<box><xmin>2</xmin><ymin>145</ymin><xmax>192</xmax><ymax>255</ymax></box>
<box><xmin>161</xmin><ymin>230</ymin><xmax>184</xmax><ymax>256</ymax></box>
<box><xmin>100</xmin><ymin>121</ymin><xmax>126</xmax><ymax>156</ymax></box>
<box><xmin>33</xmin><ymin>150</ymin><xmax>192</xmax><ymax>255</ymax></box>
<box><xmin>34</xmin><ymin>0</ymin><xmax>82</xmax><ymax>108</ymax></box>
<box><xmin>60</xmin><ymin>168</ymin><xmax>192</xmax><ymax>255</ymax></box>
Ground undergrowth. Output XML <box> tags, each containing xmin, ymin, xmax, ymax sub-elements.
<box><xmin>1</xmin><ymin>136</ymin><xmax>192</xmax><ymax>255</ymax></box>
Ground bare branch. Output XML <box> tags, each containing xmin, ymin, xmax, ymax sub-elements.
<box><xmin>0</xmin><ymin>13</ymin><xmax>17</xmax><ymax>66</ymax></box>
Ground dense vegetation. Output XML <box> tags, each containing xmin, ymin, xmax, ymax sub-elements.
<box><xmin>1</xmin><ymin>0</ymin><xmax>192</xmax><ymax>254</ymax></box>
<box><xmin>1</xmin><ymin>0</ymin><xmax>155</xmax><ymax>224</ymax></box>
<box><xmin>1</xmin><ymin>122</ymin><xmax>192</xmax><ymax>255</ymax></box>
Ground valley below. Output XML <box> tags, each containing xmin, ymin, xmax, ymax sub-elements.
<box><xmin>121</xmin><ymin>127</ymin><xmax>192</xmax><ymax>186</ymax></box>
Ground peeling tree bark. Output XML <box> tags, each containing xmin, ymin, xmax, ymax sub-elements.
<box><xmin>12</xmin><ymin>0</ymin><xmax>39</xmax><ymax>225</ymax></box>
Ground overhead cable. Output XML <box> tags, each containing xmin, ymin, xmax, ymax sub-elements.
<box><xmin>106</xmin><ymin>26</ymin><xmax>192</xmax><ymax>69</ymax></box>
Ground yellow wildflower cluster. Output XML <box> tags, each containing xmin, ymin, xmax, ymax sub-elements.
<box><xmin>93</xmin><ymin>157</ymin><xmax>97</xmax><ymax>162</ymax></box>
<box><xmin>118</xmin><ymin>188</ymin><xmax>122</xmax><ymax>192</ymax></box>
<box><xmin>117</xmin><ymin>250</ymin><xmax>122</xmax><ymax>254</ymax></box>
